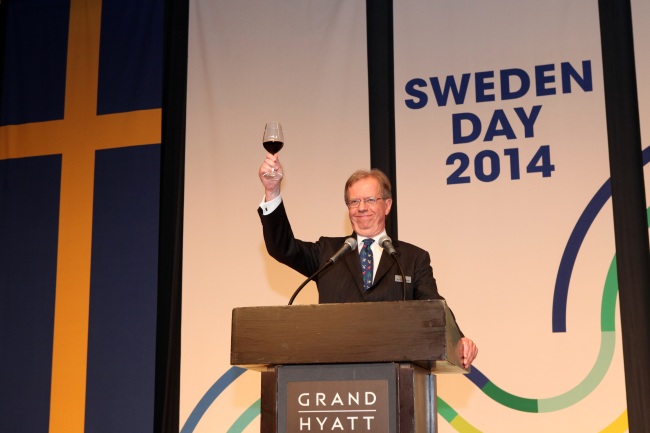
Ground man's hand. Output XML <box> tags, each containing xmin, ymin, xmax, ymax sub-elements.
<box><xmin>458</xmin><ymin>337</ymin><xmax>478</xmax><ymax>369</ymax></box>
<box><xmin>259</xmin><ymin>153</ymin><xmax>283</xmax><ymax>200</ymax></box>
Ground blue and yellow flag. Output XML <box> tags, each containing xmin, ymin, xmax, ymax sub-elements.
<box><xmin>0</xmin><ymin>1</ymin><xmax>163</xmax><ymax>432</ymax></box>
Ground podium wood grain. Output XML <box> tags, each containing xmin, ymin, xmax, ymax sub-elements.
<box><xmin>231</xmin><ymin>300</ymin><xmax>465</xmax><ymax>373</ymax></box>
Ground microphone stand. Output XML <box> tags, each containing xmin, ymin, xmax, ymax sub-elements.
<box><xmin>288</xmin><ymin>262</ymin><xmax>332</xmax><ymax>305</ymax></box>
<box><xmin>380</xmin><ymin>236</ymin><xmax>408</xmax><ymax>301</ymax></box>
<box><xmin>391</xmin><ymin>254</ymin><xmax>407</xmax><ymax>301</ymax></box>
<box><xmin>288</xmin><ymin>237</ymin><xmax>357</xmax><ymax>305</ymax></box>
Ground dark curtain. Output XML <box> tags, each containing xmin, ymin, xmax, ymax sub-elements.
<box><xmin>155</xmin><ymin>0</ymin><xmax>188</xmax><ymax>431</ymax></box>
<box><xmin>598</xmin><ymin>0</ymin><xmax>650</xmax><ymax>431</ymax></box>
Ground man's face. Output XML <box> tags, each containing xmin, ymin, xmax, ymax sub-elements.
<box><xmin>347</xmin><ymin>177</ymin><xmax>393</xmax><ymax>238</ymax></box>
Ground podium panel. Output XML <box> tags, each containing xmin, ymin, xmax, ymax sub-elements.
<box><xmin>278</xmin><ymin>363</ymin><xmax>397</xmax><ymax>432</ymax></box>
<box><xmin>262</xmin><ymin>363</ymin><xmax>436</xmax><ymax>433</ymax></box>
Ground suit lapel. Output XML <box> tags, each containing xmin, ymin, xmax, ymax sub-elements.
<box><xmin>344</xmin><ymin>243</ymin><xmax>365</xmax><ymax>292</ymax></box>
<box><xmin>373</xmin><ymin>250</ymin><xmax>394</xmax><ymax>287</ymax></box>
<box><xmin>374</xmin><ymin>237</ymin><xmax>402</xmax><ymax>289</ymax></box>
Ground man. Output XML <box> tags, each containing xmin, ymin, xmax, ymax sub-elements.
<box><xmin>258</xmin><ymin>153</ymin><xmax>478</xmax><ymax>368</ymax></box>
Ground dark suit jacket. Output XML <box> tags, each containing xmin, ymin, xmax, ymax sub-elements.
<box><xmin>259</xmin><ymin>201</ymin><xmax>446</xmax><ymax>304</ymax></box>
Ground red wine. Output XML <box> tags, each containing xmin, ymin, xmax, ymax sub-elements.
<box><xmin>263</xmin><ymin>140</ymin><xmax>284</xmax><ymax>154</ymax></box>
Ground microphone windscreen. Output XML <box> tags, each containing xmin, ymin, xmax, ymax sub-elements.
<box><xmin>378</xmin><ymin>235</ymin><xmax>391</xmax><ymax>248</ymax></box>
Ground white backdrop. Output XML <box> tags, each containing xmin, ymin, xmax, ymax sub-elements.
<box><xmin>181</xmin><ymin>1</ymin><xmax>369</xmax><ymax>432</ymax></box>
<box><xmin>393</xmin><ymin>1</ymin><xmax>640</xmax><ymax>432</ymax></box>
<box><xmin>181</xmin><ymin>1</ymin><xmax>648</xmax><ymax>432</ymax></box>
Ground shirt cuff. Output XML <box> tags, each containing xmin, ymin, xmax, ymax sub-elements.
<box><xmin>259</xmin><ymin>194</ymin><xmax>282</xmax><ymax>215</ymax></box>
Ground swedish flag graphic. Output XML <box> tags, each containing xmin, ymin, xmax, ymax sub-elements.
<box><xmin>1</xmin><ymin>1</ymin><xmax>163</xmax><ymax>432</ymax></box>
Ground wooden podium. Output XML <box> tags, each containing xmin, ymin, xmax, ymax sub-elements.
<box><xmin>231</xmin><ymin>300</ymin><xmax>467</xmax><ymax>433</ymax></box>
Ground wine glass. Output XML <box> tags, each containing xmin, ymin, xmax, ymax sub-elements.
<box><xmin>262</xmin><ymin>121</ymin><xmax>284</xmax><ymax>179</ymax></box>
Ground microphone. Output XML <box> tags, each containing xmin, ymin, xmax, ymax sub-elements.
<box><xmin>379</xmin><ymin>235</ymin><xmax>396</xmax><ymax>256</ymax></box>
<box><xmin>379</xmin><ymin>235</ymin><xmax>407</xmax><ymax>301</ymax></box>
<box><xmin>328</xmin><ymin>237</ymin><xmax>358</xmax><ymax>263</ymax></box>
<box><xmin>288</xmin><ymin>237</ymin><xmax>358</xmax><ymax>305</ymax></box>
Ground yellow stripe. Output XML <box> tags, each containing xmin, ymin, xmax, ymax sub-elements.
<box><xmin>50</xmin><ymin>0</ymin><xmax>101</xmax><ymax>433</ymax></box>
<box><xmin>48</xmin><ymin>1</ymin><xmax>102</xmax><ymax>430</ymax></box>
<box><xmin>599</xmin><ymin>411</ymin><xmax>628</xmax><ymax>433</ymax></box>
<box><xmin>49</xmin><ymin>148</ymin><xmax>95</xmax><ymax>433</ymax></box>
<box><xmin>450</xmin><ymin>415</ymin><xmax>483</xmax><ymax>433</ymax></box>
<box><xmin>65</xmin><ymin>0</ymin><xmax>101</xmax><ymax>121</ymax></box>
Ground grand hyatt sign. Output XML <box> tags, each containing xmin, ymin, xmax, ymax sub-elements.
<box><xmin>277</xmin><ymin>364</ymin><xmax>398</xmax><ymax>433</ymax></box>
<box><xmin>288</xmin><ymin>381</ymin><xmax>389</xmax><ymax>431</ymax></box>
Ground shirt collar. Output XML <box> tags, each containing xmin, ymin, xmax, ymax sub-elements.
<box><xmin>356</xmin><ymin>231</ymin><xmax>387</xmax><ymax>249</ymax></box>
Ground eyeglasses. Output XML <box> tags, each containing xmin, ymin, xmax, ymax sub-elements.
<box><xmin>346</xmin><ymin>197</ymin><xmax>384</xmax><ymax>208</ymax></box>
